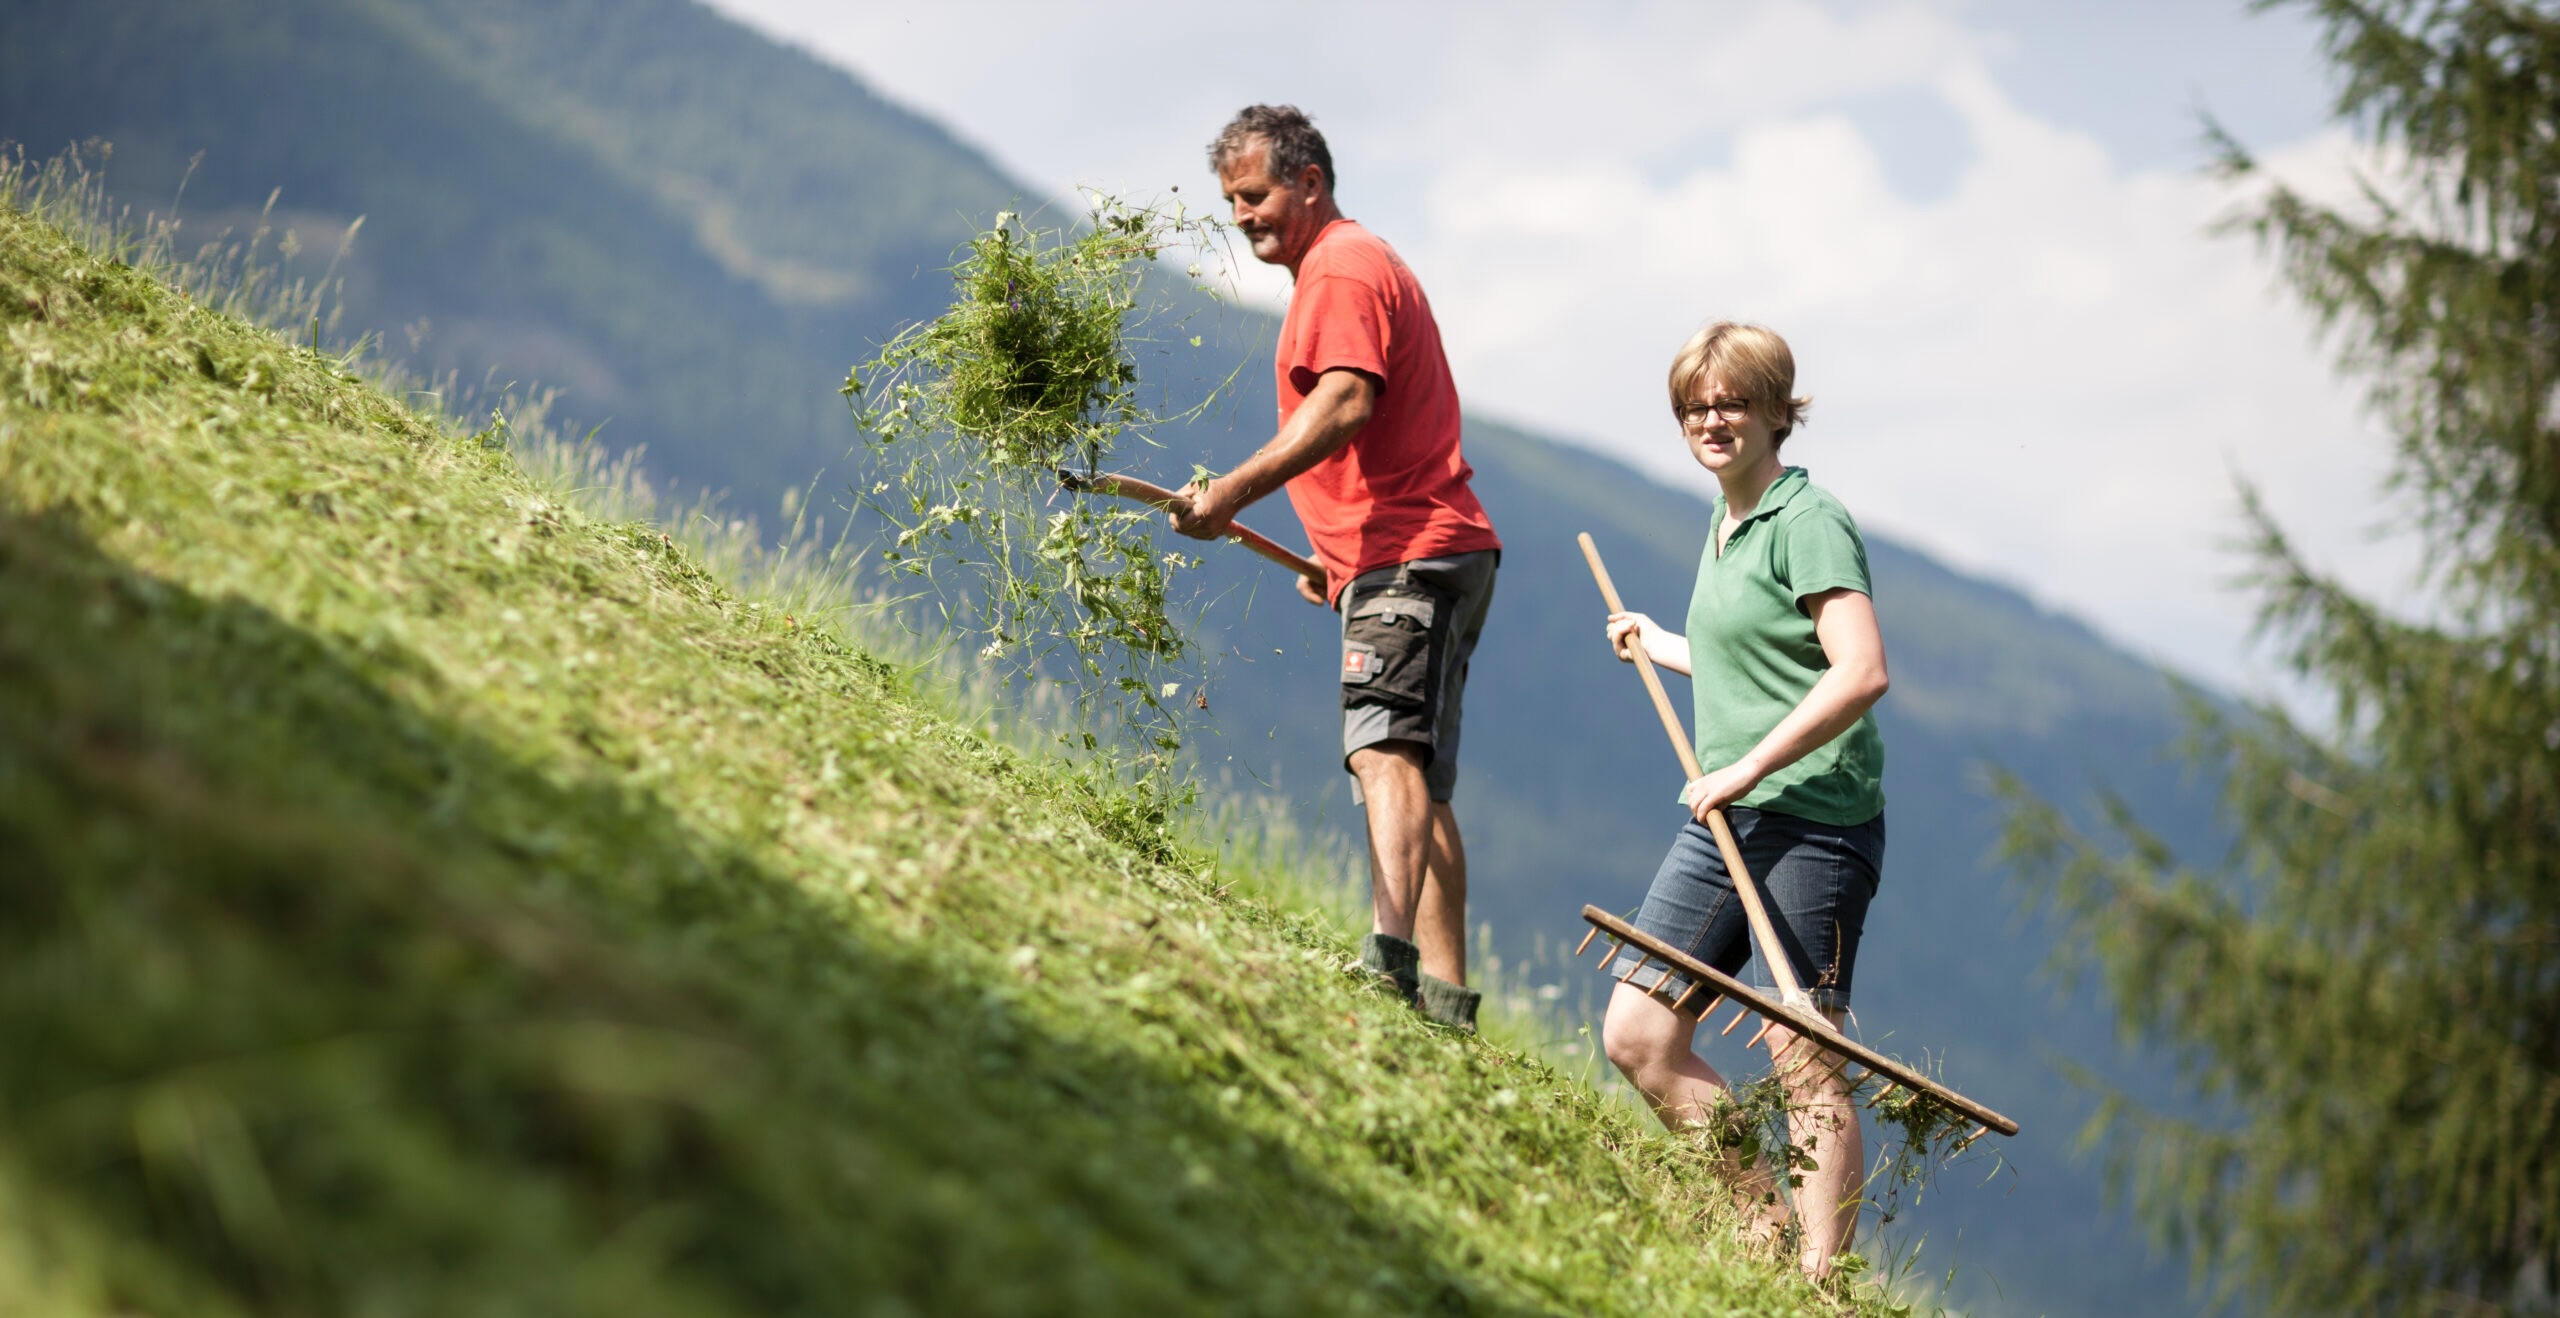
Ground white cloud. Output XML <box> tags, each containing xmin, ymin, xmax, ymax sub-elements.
<box><xmin>706</xmin><ymin>0</ymin><xmax>2424</xmax><ymax>697</ymax></box>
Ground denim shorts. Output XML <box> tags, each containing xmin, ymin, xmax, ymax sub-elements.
<box><xmin>1603</xmin><ymin>806</ymin><xmax>1884</xmax><ymax>1011</ymax></box>
<box><xmin>1338</xmin><ymin>550</ymin><xmax>1497</xmax><ymax>804</ymax></box>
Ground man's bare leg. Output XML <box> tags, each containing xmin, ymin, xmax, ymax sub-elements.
<box><xmin>1349</xmin><ymin>741</ymin><xmax>1432</xmax><ymax>939</ymax></box>
<box><xmin>1414</xmin><ymin>801</ymin><xmax>1466</xmax><ymax>985</ymax></box>
<box><xmin>1767</xmin><ymin>1012</ymin><xmax>1864</xmax><ymax>1277</ymax></box>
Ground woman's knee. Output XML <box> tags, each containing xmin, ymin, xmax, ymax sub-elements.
<box><xmin>1601</xmin><ymin>985</ymin><xmax>1686</xmax><ymax>1076</ymax></box>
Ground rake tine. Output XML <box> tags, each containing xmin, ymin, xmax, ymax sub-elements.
<box><xmin>1615</xmin><ymin>953</ymin><xmax>1652</xmax><ymax>985</ymax></box>
<box><xmin>1777</xmin><ymin>1038</ymin><xmax>1848</xmax><ymax>1085</ymax></box>
<box><xmin>1950</xmin><ymin>1124</ymin><xmax>1990</xmax><ymax>1156</ymax></box>
<box><xmin>1869</xmin><ymin>1081</ymin><xmax>1899</xmax><ymax>1105</ymax></box>
<box><xmin>1719</xmin><ymin>1004</ymin><xmax>1750</xmax><ymax>1036</ymax></box>
<box><xmin>1574</xmin><ymin>926</ymin><xmax>1600</xmax><ymax>958</ymax></box>
<box><xmin>1746</xmin><ymin>1018</ymin><xmax>1777</xmax><ymax>1050</ymax></box>
<box><xmin>1669</xmin><ymin>982</ymin><xmax>1702</xmax><ymax>1012</ymax></box>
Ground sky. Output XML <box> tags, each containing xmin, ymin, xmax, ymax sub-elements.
<box><xmin>706</xmin><ymin>0</ymin><xmax>2420</xmax><ymax>699</ymax></box>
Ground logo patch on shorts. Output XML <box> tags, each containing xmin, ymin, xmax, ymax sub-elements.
<box><xmin>1341</xmin><ymin>640</ymin><xmax>1378</xmax><ymax>684</ymax></box>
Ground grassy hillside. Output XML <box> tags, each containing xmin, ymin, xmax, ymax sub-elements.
<box><xmin>0</xmin><ymin>171</ymin><xmax>1908</xmax><ymax>1314</ymax></box>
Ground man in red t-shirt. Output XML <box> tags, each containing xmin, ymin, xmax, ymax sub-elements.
<box><xmin>1174</xmin><ymin>104</ymin><xmax>1501</xmax><ymax>1031</ymax></box>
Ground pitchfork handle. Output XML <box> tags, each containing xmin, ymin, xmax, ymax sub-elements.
<box><xmin>1076</xmin><ymin>472</ymin><xmax>1324</xmax><ymax>585</ymax></box>
<box><xmin>1578</xmin><ymin>532</ymin><xmax>1812</xmax><ymax>1011</ymax></box>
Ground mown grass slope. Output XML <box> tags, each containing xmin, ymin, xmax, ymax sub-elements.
<box><xmin>0</xmin><ymin>192</ymin><xmax>1887</xmax><ymax>1313</ymax></box>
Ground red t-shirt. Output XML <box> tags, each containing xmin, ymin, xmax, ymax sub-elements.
<box><xmin>1276</xmin><ymin>219</ymin><xmax>1501</xmax><ymax>603</ymax></box>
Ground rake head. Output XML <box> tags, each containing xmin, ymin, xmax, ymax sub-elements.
<box><xmin>1574</xmin><ymin>906</ymin><xmax>2013</xmax><ymax>1146</ymax></box>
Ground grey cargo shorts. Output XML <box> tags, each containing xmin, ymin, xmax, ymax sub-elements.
<box><xmin>1336</xmin><ymin>549</ymin><xmax>1498</xmax><ymax>803</ymax></box>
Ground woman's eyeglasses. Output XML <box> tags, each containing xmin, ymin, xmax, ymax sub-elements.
<box><xmin>1675</xmin><ymin>397</ymin><xmax>1751</xmax><ymax>428</ymax></box>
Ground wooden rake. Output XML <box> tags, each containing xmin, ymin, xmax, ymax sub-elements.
<box><xmin>1576</xmin><ymin>532</ymin><xmax>2017</xmax><ymax>1146</ymax></box>
<box><xmin>1054</xmin><ymin>468</ymin><xmax>1325</xmax><ymax>586</ymax></box>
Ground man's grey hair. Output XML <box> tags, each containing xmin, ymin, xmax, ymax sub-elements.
<box><xmin>1208</xmin><ymin>104</ymin><xmax>1336</xmax><ymax>195</ymax></box>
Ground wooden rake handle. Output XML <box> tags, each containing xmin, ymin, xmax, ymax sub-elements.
<box><xmin>1577</xmin><ymin>532</ymin><xmax>1811</xmax><ymax>1010</ymax></box>
<box><xmin>1060</xmin><ymin>470</ymin><xmax>1325</xmax><ymax>585</ymax></box>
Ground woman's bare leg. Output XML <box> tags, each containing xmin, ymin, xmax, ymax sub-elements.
<box><xmin>1766</xmin><ymin>1011</ymin><xmax>1864</xmax><ymax>1278</ymax></box>
<box><xmin>1601</xmin><ymin>983</ymin><xmax>1790</xmax><ymax>1235</ymax></box>
<box><xmin>1602</xmin><ymin>982</ymin><xmax>1725</xmax><ymax>1122</ymax></box>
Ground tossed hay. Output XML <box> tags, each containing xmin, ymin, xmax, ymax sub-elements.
<box><xmin>845</xmin><ymin>197</ymin><xmax>1236</xmax><ymax>805</ymax></box>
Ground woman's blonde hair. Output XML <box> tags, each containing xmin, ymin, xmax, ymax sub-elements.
<box><xmin>1668</xmin><ymin>322</ymin><xmax>1812</xmax><ymax>442</ymax></box>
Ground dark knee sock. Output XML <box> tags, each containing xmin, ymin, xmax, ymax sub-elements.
<box><xmin>1358</xmin><ymin>932</ymin><xmax>1421</xmax><ymax>1004</ymax></box>
<box><xmin>1417</xmin><ymin>972</ymin><xmax>1481</xmax><ymax>1032</ymax></box>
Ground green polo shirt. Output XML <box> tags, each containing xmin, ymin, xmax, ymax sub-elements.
<box><xmin>1686</xmin><ymin>465</ymin><xmax>1886</xmax><ymax>825</ymax></box>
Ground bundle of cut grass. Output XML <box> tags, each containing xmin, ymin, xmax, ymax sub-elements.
<box><xmin>844</xmin><ymin>199</ymin><xmax>1231</xmax><ymax>800</ymax></box>
<box><xmin>854</xmin><ymin>209</ymin><xmax>1141</xmax><ymax>473</ymax></box>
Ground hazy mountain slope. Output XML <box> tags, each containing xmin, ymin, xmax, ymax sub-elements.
<box><xmin>0</xmin><ymin>0</ymin><xmax>1012</xmax><ymax>503</ymax></box>
<box><xmin>2</xmin><ymin>2</ymin><xmax>2230</xmax><ymax>1310</ymax></box>
<box><xmin>365</xmin><ymin>0</ymin><xmax>1023</xmax><ymax>307</ymax></box>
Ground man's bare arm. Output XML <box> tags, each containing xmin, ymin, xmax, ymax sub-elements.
<box><xmin>1171</xmin><ymin>367</ymin><xmax>1376</xmax><ymax>540</ymax></box>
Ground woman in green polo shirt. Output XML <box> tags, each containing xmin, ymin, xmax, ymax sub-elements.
<box><xmin>1597</xmin><ymin>321</ymin><xmax>1890</xmax><ymax>1280</ymax></box>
